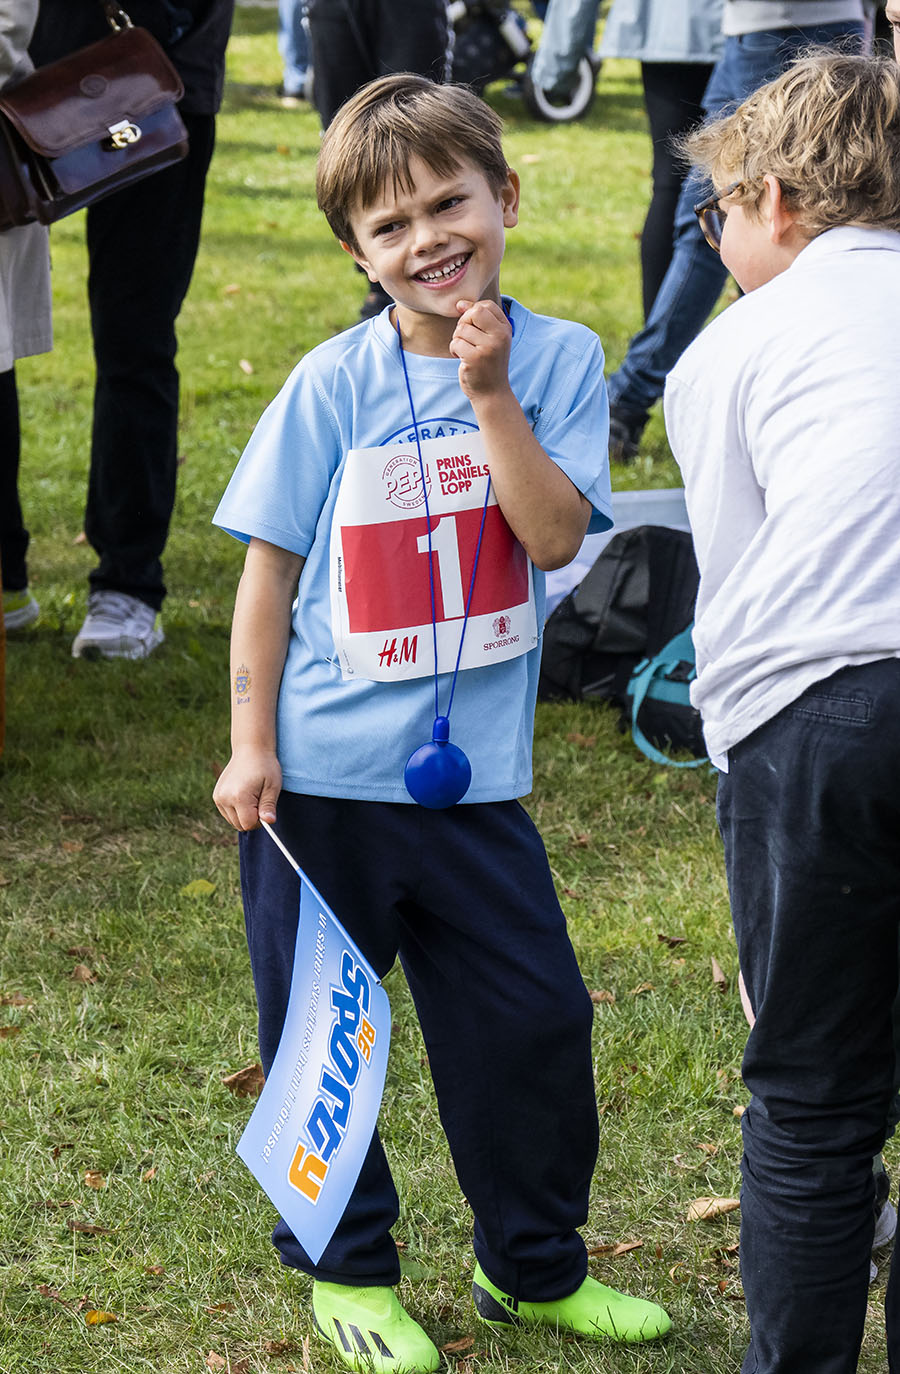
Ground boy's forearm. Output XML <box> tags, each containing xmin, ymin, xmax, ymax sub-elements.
<box><xmin>229</xmin><ymin>541</ymin><xmax>305</xmax><ymax>751</ymax></box>
<box><xmin>471</xmin><ymin>390</ymin><xmax>591</xmax><ymax>571</ymax></box>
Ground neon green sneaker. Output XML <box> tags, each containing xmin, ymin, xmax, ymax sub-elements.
<box><xmin>472</xmin><ymin>1262</ymin><xmax>672</xmax><ymax>1344</ymax></box>
<box><xmin>2</xmin><ymin>588</ymin><xmax>39</xmax><ymax>631</ymax></box>
<box><xmin>311</xmin><ymin>1281</ymin><xmax>440</xmax><ymax>1373</ymax></box>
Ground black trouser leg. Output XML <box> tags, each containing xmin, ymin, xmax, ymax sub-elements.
<box><xmin>84</xmin><ymin>113</ymin><xmax>216</xmax><ymax>611</ymax></box>
<box><xmin>0</xmin><ymin>368</ymin><xmax>26</xmax><ymax>591</ymax></box>
<box><xmin>717</xmin><ymin>661</ymin><xmax>900</xmax><ymax>1373</ymax></box>
<box><xmin>639</xmin><ymin>61</ymin><xmax>713</xmax><ymax>321</ymax></box>
<box><xmin>307</xmin><ymin>0</ymin><xmax>449</xmax><ymax>128</ymax></box>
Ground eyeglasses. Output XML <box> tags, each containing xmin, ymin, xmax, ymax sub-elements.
<box><xmin>694</xmin><ymin>182</ymin><xmax>743</xmax><ymax>252</ymax></box>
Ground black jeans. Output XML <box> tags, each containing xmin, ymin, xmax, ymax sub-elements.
<box><xmin>717</xmin><ymin>660</ymin><xmax>900</xmax><ymax>1373</ymax></box>
<box><xmin>307</xmin><ymin>0</ymin><xmax>449</xmax><ymax>127</ymax></box>
<box><xmin>83</xmin><ymin>112</ymin><xmax>216</xmax><ymax>611</ymax></box>
<box><xmin>639</xmin><ymin>61</ymin><xmax>713</xmax><ymax>321</ymax></box>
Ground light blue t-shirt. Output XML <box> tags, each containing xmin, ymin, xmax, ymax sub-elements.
<box><xmin>213</xmin><ymin>299</ymin><xmax>611</xmax><ymax>803</ymax></box>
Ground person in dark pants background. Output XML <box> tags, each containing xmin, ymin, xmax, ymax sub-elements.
<box><xmin>30</xmin><ymin>0</ymin><xmax>234</xmax><ymax>660</ymax></box>
<box><xmin>306</xmin><ymin>0</ymin><xmax>450</xmax><ymax>319</ymax></box>
<box><xmin>599</xmin><ymin>0</ymin><xmax>722</xmax><ymax>321</ymax></box>
<box><xmin>606</xmin><ymin>0</ymin><xmax>866</xmax><ymax>463</ymax></box>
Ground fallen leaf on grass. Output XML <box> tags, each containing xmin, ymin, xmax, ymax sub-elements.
<box><xmin>181</xmin><ymin>879</ymin><xmax>216</xmax><ymax>897</ymax></box>
<box><xmin>686</xmin><ymin>1196</ymin><xmax>740</xmax><ymax>1223</ymax></box>
<box><xmin>38</xmin><ymin>1284</ymin><xmax>65</xmax><ymax>1302</ymax></box>
<box><xmin>588</xmin><ymin>1239</ymin><xmax>643</xmax><ymax>1257</ymax></box>
<box><xmin>70</xmin><ymin>964</ymin><xmax>97</xmax><ymax>984</ymax></box>
<box><xmin>697</xmin><ymin>1142</ymin><xmax>719</xmax><ymax>1157</ymax></box>
<box><xmin>84</xmin><ymin>1170</ymin><xmax>106</xmax><ymax>1189</ymax></box>
<box><xmin>206</xmin><ymin>1301</ymin><xmax>236</xmax><ymax>1314</ymax></box>
<box><xmin>264</xmin><ymin>1338</ymin><xmax>297</xmax><ymax>1355</ymax></box>
<box><xmin>222</xmin><ymin>1063</ymin><xmax>265</xmax><ymax>1097</ymax></box>
<box><xmin>205</xmin><ymin>1356</ymin><xmax>249</xmax><ymax>1374</ymax></box>
<box><xmin>61</xmin><ymin>841</ymin><xmax>84</xmax><ymax>854</ymax></box>
<box><xmin>223</xmin><ymin>283</ymin><xmax>241</xmax><ymax>295</ymax></box>
<box><xmin>0</xmin><ymin>1026</ymin><xmax>21</xmax><ymax>1038</ymax></box>
<box><xmin>239</xmin><ymin>359</ymin><xmax>254</xmax><ymax>376</ymax></box>
<box><xmin>733</xmin><ymin>1104</ymin><xmax>746</xmax><ymax>1118</ymax></box>
<box><xmin>145</xmin><ymin>1265</ymin><xmax>165</xmax><ymax>1276</ymax></box>
<box><xmin>142</xmin><ymin>1167</ymin><xmax>157</xmax><ymax>1182</ymax></box>
<box><xmin>73</xmin><ymin>530</ymin><xmax>88</xmax><ymax>545</ymax></box>
<box><xmin>565</xmin><ymin>732</ymin><xmax>596</xmax><ymax>747</ymax></box>
<box><xmin>67</xmin><ymin>1219</ymin><xmax>112</xmax><ymax>1236</ymax></box>
<box><xmin>657</xmin><ymin>933</ymin><xmax>688</xmax><ymax>948</ymax></box>
<box><xmin>84</xmin><ymin>1309</ymin><xmax>118</xmax><ymax>1325</ymax></box>
<box><xmin>711</xmin><ymin>956</ymin><xmax>728</xmax><ymax>991</ymax></box>
<box><xmin>629</xmin><ymin>982</ymin><xmax>655</xmax><ymax>996</ymax></box>
<box><xmin>441</xmin><ymin>1336</ymin><xmax>475</xmax><ymax>1354</ymax></box>
<box><xmin>66</xmin><ymin>945</ymin><xmax>95</xmax><ymax>959</ymax></box>
<box><xmin>589</xmin><ymin>989</ymin><xmax>615</xmax><ymax>1005</ymax></box>
<box><xmin>0</xmin><ymin>992</ymin><xmax>32</xmax><ymax>1006</ymax></box>
<box><xmin>38</xmin><ymin>1198</ymin><xmax>77</xmax><ymax>1209</ymax></box>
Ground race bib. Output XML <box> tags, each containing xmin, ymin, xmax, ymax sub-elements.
<box><xmin>330</xmin><ymin>432</ymin><xmax>537</xmax><ymax>682</ymax></box>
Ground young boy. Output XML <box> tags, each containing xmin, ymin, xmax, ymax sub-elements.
<box><xmin>664</xmin><ymin>53</ymin><xmax>900</xmax><ymax>1374</ymax></box>
<box><xmin>213</xmin><ymin>74</ymin><xmax>670</xmax><ymax>1373</ymax></box>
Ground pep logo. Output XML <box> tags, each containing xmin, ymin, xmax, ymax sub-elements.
<box><xmin>287</xmin><ymin>951</ymin><xmax>377</xmax><ymax>1204</ymax></box>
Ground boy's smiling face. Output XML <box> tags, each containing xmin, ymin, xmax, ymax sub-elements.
<box><xmin>344</xmin><ymin>156</ymin><xmax>520</xmax><ymax>348</ymax></box>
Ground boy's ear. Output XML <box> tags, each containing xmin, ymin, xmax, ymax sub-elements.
<box><xmin>501</xmin><ymin>169</ymin><xmax>521</xmax><ymax>228</ymax></box>
<box><xmin>764</xmin><ymin>174</ymin><xmax>797</xmax><ymax>244</ymax></box>
<box><xmin>340</xmin><ymin>239</ymin><xmax>378</xmax><ymax>282</ymax></box>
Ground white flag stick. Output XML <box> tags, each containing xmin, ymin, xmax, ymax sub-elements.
<box><xmin>260</xmin><ymin>818</ymin><xmax>302</xmax><ymax>875</ymax></box>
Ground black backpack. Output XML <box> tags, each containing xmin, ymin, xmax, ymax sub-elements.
<box><xmin>538</xmin><ymin>525</ymin><xmax>707</xmax><ymax>762</ymax></box>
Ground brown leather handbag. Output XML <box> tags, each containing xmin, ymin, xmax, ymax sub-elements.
<box><xmin>0</xmin><ymin>4</ymin><xmax>189</xmax><ymax>231</ymax></box>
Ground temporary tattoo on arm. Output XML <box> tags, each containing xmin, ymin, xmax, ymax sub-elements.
<box><xmin>234</xmin><ymin>663</ymin><xmax>251</xmax><ymax>705</ymax></box>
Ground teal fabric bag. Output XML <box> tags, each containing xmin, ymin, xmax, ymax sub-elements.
<box><xmin>626</xmin><ymin>622</ymin><xmax>708</xmax><ymax>767</ymax></box>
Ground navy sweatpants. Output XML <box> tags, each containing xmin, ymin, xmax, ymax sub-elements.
<box><xmin>239</xmin><ymin>793</ymin><xmax>599</xmax><ymax>1299</ymax></box>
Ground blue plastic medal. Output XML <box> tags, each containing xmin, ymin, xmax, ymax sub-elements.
<box><xmin>395</xmin><ymin>317</ymin><xmax>491</xmax><ymax>808</ymax></box>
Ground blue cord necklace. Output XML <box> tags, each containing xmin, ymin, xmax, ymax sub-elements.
<box><xmin>395</xmin><ymin>314</ymin><xmax>492</xmax><ymax>808</ymax></box>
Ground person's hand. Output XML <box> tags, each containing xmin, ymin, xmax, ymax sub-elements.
<box><xmin>449</xmin><ymin>299</ymin><xmax>512</xmax><ymax>400</ymax></box>
<box><xmin>213</xmin><ymin>748</ymin><xmax>282</xmax><ymax>832</ymax></box>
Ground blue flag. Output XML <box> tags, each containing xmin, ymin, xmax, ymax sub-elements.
<box><xmin>236</xmin><ymin>826</ymin><xmax>391</xmax><ymax>1263</ymax></box>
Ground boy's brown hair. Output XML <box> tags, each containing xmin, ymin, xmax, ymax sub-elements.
<box><xmin>316</xmin><ymin>74</ymin><xmax>510</xmax><ymax>252</ymax></box>
<box><xmin>684</xmin><ymin>52</ymin><xmax>900</xmax><ymax>236</ymax></box>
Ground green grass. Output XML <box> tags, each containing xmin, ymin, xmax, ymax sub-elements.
<box><xmin>0</xmin><ymin>9</ymin><xmax>892</xmax><ymax>1372</ymax></box>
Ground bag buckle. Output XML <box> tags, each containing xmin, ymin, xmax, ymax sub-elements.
<box><xmin>107</xmin><ymin>119</ymin><xmax>142</xmax><ymax>149</ymax></box>
<box><xmin>103</xmin><ymin>4</ymin><xmax>134</xmax><ymax>31</ymax></box>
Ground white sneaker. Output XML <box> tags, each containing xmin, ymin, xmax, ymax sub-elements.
<box><xmin>72</xmin><ymin>591</ymin><xmax>164</xmax><ymax>660</ymax></box>
<box><xmin>2</xmin><ymin>587</ymin><xmax>40</xmax><ymax>630</ymax></box>
<box><xmin>874</xmin><ymin>1197</ymin><xmax>897</xmax><ymax>1251</ymax></box>
<box><xmin>870</xmin><ymin>1197</ymin><xmax>896</xmax><ymax>1284</ymax></box>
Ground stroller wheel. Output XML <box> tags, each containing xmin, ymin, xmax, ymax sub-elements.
<box><xmin>523</xmin><ymin>54</ymin><xmax>597</xmax><ymax>122</ymax></box>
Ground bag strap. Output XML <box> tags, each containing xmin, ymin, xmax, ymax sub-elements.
<box><xmin>629</xmin><ymin>624</ymin><xmax>708</xmax><ymax>769</ymax></box>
